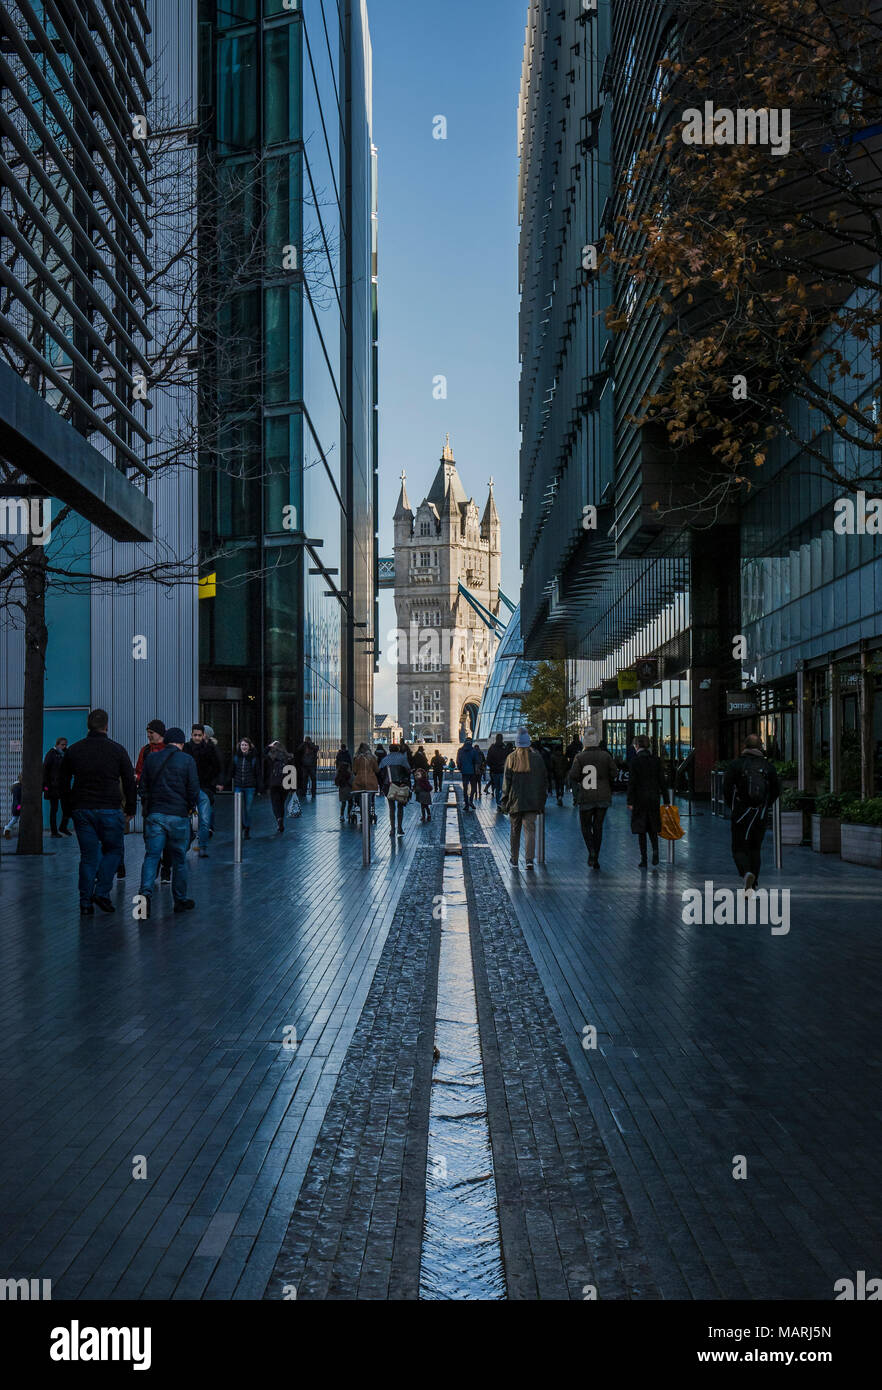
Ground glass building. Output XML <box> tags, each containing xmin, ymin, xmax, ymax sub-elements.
<box><xmin>197</xmin><ymin>0</ymin><xmax>377</xmax><ymax>767</ymax></box>
<box><xmin>474</xmin><ymin>606</ymin><xmax>536</xmax><ymax>743</ymax></box>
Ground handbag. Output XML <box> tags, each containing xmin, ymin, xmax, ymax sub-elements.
<box><xmin>286</xmin><ymin>791</ymin><xmax>301</xmax><ymax>818</ymax></box>
<box><xmin>659</xmin><ymin>804</ymin><xmax>685</xmax><ymax>840</ymax></box>
<box><xmin>387</xmin><ymin>782</ymin><xmax>411</xmax><ymax>805</ymax></box>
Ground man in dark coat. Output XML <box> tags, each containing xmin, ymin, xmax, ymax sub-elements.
<box><xmin>485</xmin><ymin>733</ymin><xmax>508</xmax><ymax>807</ymax></box>
<box><xmin>59</xmin><ymin>709</ymin><xmax>136</xmax><ymax>915</ymax></box>
<box><xmin>430</xmin><ymin>749</ymin><xmax>446</xmax><ymax>792</ymax></box>
<box><xmin>184</xmin><ymin>724</ymin><xmax>222</xmax><ymax>858</ymax></box>
<box><xmin>42</xmin><ymin>736</ymin><xmax>71</xmax><ymax>836</ymax></box>
<box><xmin>723</xmin><ymin>735</ymin><xmax>781</xmax><ymax>890</ymax></box>
<box><xmin>139</xmin><ymin>728</ymin><xmax>200</xmax><ymax>916</ymax></box>
<box><xmin>627</xmin><ymin>735</ymin><xmax>669</xmax><ymax>867</ymax></box>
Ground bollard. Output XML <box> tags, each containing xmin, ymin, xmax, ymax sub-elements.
<box><xmin>667</xmin><ymin>833</ymin><xmax>675</xmax><ymax>865</ymax></box>
<box><xmin>361</xmin><ymin>792</ymin><xmax>371</xmax><ymax>867</ymax></box>
<box><xmin>772</xmin><ymin>798</ymin><xmax>783</xmax><ymax>870</ymax></box>
<box><xmin>535</xmin><ymin>813</ymin><xmax>546</xmax><ymax>865</ymax></box>
<box><xmin>234</xmin><ymin>790</ymin><xmax>243</xmax><ymax>864</ymax></box>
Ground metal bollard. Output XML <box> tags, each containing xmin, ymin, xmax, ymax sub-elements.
<box><xmin>234</xmin><ymin>791</ymin><xmax>243</xmax><ymax>864</ymax></box>
<box><xmin>772</xmin><ymin>798</ymin><xmax>783</xmax><ymax>870</ymax></box>
<box><xmin>535</xmin><ymin>813</ymin><xmax>546</xmax><ymax>865</ymax></box>
<box><xmin>361</xmin><ymin>792</ymin><xmax>371</xmax><ymax>867</ymax></box>
<box><xmin>667</xmin><ymin>833</ymin><xmax>675</xmax><ymax>865</ymax></box>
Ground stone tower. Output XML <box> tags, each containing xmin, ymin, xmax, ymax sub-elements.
<box><xmin>393</xmin><ymin>436</ymin><xmax>501</xmax><ymax>747</ymax></box>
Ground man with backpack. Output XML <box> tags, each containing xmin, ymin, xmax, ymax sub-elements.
<box><xmin>138</xmin><ymin>728</ymin><xmax>200</xmax><ymax>917</ymax></box>
<box><xmin>723</xmin><ymin>735</ymin><xmax>781</xmax><ymax>892</ymax></box>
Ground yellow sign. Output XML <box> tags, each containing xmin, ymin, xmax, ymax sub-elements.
<box><xmin>617</xmin><ymin>670</ymin><xmax>639</xmax><ymax>694</ymax></box>
<box><xmin>198</xmin><ymin>572</ymin><xmax>217</xmax><ymax>600</ymax></box>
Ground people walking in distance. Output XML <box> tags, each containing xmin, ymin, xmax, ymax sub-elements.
<box><xmin>456</xmin><ymin>736</ymin><xmax>481</xmax><ymax>811</ymax></box>
<box><xmin>565</xmin><ymin>732</ymin><xmax>583</xmax><ymax>765</ymax></box>
<box><xmin>229</xmin><ymin>737</ymin><xmax>264</xmax><ymax>839</ymax></box>
<box><xmin>138</xmin><ymin>728</ymin><xmax>200</xmax><ymax>918</ymax></box>
<box><xmin>203</xmin><ymin>725</ymin><xmax>220</xmax><ymax>836</ymax></box>
<box><xmin>335</xmin><ymin>743</ymin><xmax>352</xmax><ymax>771</ymax></box>
<box><xmin>352</xmin><ymin>744</ymin><xmax>379</xmax><ymax>823</ymax></box>
<box><xmin>550</xmin><ymin>744</ymin><xmax>569</xmax><ymax>806</ymax></box>
<box><xmin>266</xmin><ymin>741</ymin><xmax>296</xmax><ymax>834</ymax></box>
<box><xmin>569</xmin><ymin>730</ymin><xmax>619</xmax><ymax>872</ymax></box>
<box><xmin>184</xmin><ymin>724</ymin><xmax>222</xmax><ymax>858</ymax></box>
<box><xmin>135</xmin><ymin>720</ymin><xmax>172</xmax><ymax>882</ymax></box>
<box><xmin>42</xmin><ymin>737</ymin><xmax>71</xmax><ymax>837</ymax></box>
<box><xmin>401</xmin><ymin>741</ymin><xmax>415</xmax><ymax>768</ymax></box>
<box><xmin>58</xmin><ymin>710</ymin><xmax>136</xmax><ymax>915</ymax></box>
<box><xmin>335</xmin><ymin>759</ymin><xmax>355</xmax><ymax>823</ymax></box>
<box><xmin>500</xmin><ymin>728</ymin><xmax>548</xmax><ymax>871</ymax></box>
<box><xmin>374</xmin><ymin>743</ymin><xmax>388</xmax><ymax>775</ymax></box>
<box><xmin>430</xmin><ymin>748</ymin><xmax>446</xmax><ymax>792</ymax></box>
<box><xmin>486</xmin><ymin>733</ymin><xmax>507</xmax><ymax>808</ymax></box>
<box><xmin>627</xmin><ymin>735</ymin><xmax>670</xmax><ymax>867</ymax></box>
<box><xmin>3</xmin><ymin>774</ymin><xmax>22</xmax><ymax>838</ymax></box>
<box><xmin>296</xmin><ymin>737</ymin><xmax>319</xmax><ymax>799</ymax></box>
<box><xmin>411</xmin><ymin>744</ymin><xmax>429</xmax><ymax>773</ymax></box>
<box><xmin>723</xmin><ymin>734</ymin><xmax>781</xmax><ymax>891</ymax></box>
<box><xmin>414</xmin><ymin>767</ymin><xmax>433</xmax><ymax>823</ymax></box>
<box><xmin>473</xmin><ymin>743</ymin><xmax>486</xmax><ymax>798</ymax></box>
<box><xmin>537</xmin><ymin>740</ymin><xmax>554</xmax><ymax>800</ymax></box>
<box><xmin>379</xmin><ymin>743</ymin><xmax>412</xmax><ymax>837</ymax></box>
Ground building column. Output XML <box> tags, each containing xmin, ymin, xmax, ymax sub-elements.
<box><xmin>860</xmin><ymin>644</ymin><xmax>874</xmax><ymax>800</ymax></box>
<box><xmin>796</xmin><ymin>661</ymin><xmax>810</xmax><ymax>793</ymax></box>
<box><xmin>829</xmin><ymin>660</ymin><xmax>841</xmax><ymax>794</ymax></box>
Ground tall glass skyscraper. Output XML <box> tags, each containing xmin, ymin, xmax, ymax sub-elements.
<box><xmin>198</xmin><ymin>0</ymin><xmax>377</xmax><ymax>764</ymax></box>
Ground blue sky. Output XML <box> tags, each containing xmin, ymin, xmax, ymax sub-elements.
<box><xmin>368</xmin><ymin>0</ymin><xmax>526</xmax><ymax>713</ymax></box>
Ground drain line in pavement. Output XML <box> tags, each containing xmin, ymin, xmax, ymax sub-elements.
<box><xmin>418</xmin><ymin>791</ymin><xmax>506</xmax><ymax>1300</ymax></box>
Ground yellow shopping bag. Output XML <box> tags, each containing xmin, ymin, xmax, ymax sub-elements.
<box><xmin>659</xmin><ymin>804</ymin><xmax>685</xmax><ymax>840</ymax></box>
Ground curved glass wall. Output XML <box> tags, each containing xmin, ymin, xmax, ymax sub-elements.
<box><xmin>475</xmin><ymin>607</ymin><xmax>537</xmax><ymax>741</ymax></box>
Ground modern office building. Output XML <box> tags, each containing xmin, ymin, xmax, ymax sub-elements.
<box><xmin>0</xmin><ymin>0</ymin><xmax>199</xmax><ymax>811</ymax></box>
<box><xmin>197</xmin><ymin>0</ymin><xmax>378</xmax><ymax>764</ymax></box>
<box><xmin>474</xmin><ymin>605</ymin><xmax>536</xmax><ymax>744</ymax></box>
<box><xmin>517</xmin><ymin>0</ymin><xmax>881</xmax><ymax>795</ymax></box>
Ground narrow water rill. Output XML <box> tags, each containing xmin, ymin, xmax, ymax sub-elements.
<box><xmin>419</xmin><ymin>793</ymin><xmax>506</xmax><ymax>1300</ymax></box>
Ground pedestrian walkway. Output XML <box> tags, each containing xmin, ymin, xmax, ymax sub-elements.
<box><xmin>469</xmin><ymin>790</ymin><xmax>882</xmax><ymax>1298</ymax></box>
<box><xmin>0</xmin><ymin>784</ymin><xmax>878</xmax><ymax>1300</ymax></box>
<box><xmin>0</xmin><ymin>792</ymin><xmax>426</xmax><ymax>1299</ymax></box>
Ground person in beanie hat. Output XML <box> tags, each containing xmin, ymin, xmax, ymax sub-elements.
<box><xmin>500</xmin><ymin>729</ymin><xmax>547</xmax><ymax>870</ymax></box>
<box><xmin>138</xmin><ymin>727</ymin><xmax>200</xmax><ymax>917</ymax></box>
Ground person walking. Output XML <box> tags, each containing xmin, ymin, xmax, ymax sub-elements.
<box><xmin>379</xmin><ymin>743</ymin><xmax>411</xmax><ymax>837</ymax></box>
<box><xmin>42</xmin><ymin>737</ymin><xmax>71</xmax><ymax>837</ymax></box>
<box><xmin>430</xmin><ymin>749</ymin><xmax>445</xmax><ymax>793</ymax></box>
<box><xmin>138</xmin><ymin>728</ymin><xmax>200</xmax><ymax>917</ymax></box>
<box><xmin>537</xmin><ymin>741</ymin><xmax>554</xmax><ymax>800</ymax></box>
<box><xmin>266</xmin><ymin>740</ymin><xmax>296</xmax><ymax>833</ymax></box>
<box><xmin>184</xmin><ymin>724</ymin><xmax>223</xmax><ymax>857</ymax></box>
<box><xmin>569</xmin><ymin>730</ymin><xmax>619</xmax><ymax>872</ymax></box>
<box><xmin>335</xmin><ymin>759</ymin><xmax>355</xmax><ymax>823</ymax></box>
<box><xmin>473</xmin><ymin>743</ymin><xmax>486</xmax><ymax>799</ymax></box>
<box><xmin>335</xmin><ymin>743</ymin><xmax>352</xmax><ymax>771</ymax></box>
<box><xmin>3</xmin><ymin>775</ymin><xmax>22</xmax><ymax>838</ymax></box>
<box><xmin>203</xmin><ymin>725</ymin><xmax>220</xmax><ymax>836</ymax></box>
<box><xmin>135</xmin><ymin>719</ymin><xmax>172</xmax><ymax>882</ymax></box>
<box><xmin>352</xmin><ymin>743</ymin><xmax>379</xmax><ymax>823</ymax></box>
<box><xmin>58</xmin><ymin>709</ymin><xmax>136</xmax><ymax>915</ymax></box>
<box><xmin>485</xmin><ymin>734</ymin><xmax>507</xmax><ymax>808</ymax></box>
<box><xmin>414</xmin><ymin>767</ymin><xmax>433</xmax><ymax>823</ymax></box>
<box><xmin>411</xmin><ymin>744</ymin><xmax>429</xmax><ymax>773</ymax></box>
<box><xmin>565</xmin><ymin>733</ymin><xmax>583</xmax><ymax>764</ymax></box>
<box><xmin>500</xmin><ymin>729</ymin><xmax>547</xmax><ymax>871</ymax></box>
<box><xmin>297</xmin><ymin>737</ymin><xmax>319</xmax><ymax>799</ymax></box>
<box><xmin>550</xmin><ymin>744</ymin><xmax>569</xmax><ymax>806</ymax></box>
<box><xmin>723</xmin><ymin>734</ymin><xmax>781</xmax><ymax>891</ymax></box>
<box><xmin>627</xmin><ymin>735</ymin><xmax>669</xmax><ymax>867</ymax></box>
<box><xmin>229</xmin><ymin>737</ymin><xmax>264</xmax><ymax>838</ymax></box>
<box><xmin>456</xmin><ymin>736</ymin><xmax>481</xmax><ymax>811</ymax></box>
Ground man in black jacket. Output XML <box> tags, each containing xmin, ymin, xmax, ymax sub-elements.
<box><xmin>184</xmin><ymin>724</ymin><xmax>222</xmax><ymax>859</ymax></box>
<box><xmin>627</xmin><ymin>735</ymin><xmax>670</xmax><ymax>867</ymax></box>
<box><xmin>486</xmin><ymin>734</ymin><xmax>508</xmax><ymax>807</ymax></box>
<box><xmin>59</xmin><ymin>710</ymin><xmax>136</xmax><ymax>915</ymax></box>
<box><xmin>138</xmin><ymin>728</ymin><xmax>200</xmax><ymax>917</ymax></box>
<box><xmin>42</xmin><ymin>736</ymin><xmax>71</xmax><ymax>837</ymax></box>
<box><xmin>723</xmin><ymin>735</ymin><xmax>781</xmax><ymax>890</ymax></box>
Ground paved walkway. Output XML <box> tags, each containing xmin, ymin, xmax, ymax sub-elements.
<box><xmin>0</xmin><ymin>784</ymin><xmax>879</xmax><ymax>1300</ymax></box>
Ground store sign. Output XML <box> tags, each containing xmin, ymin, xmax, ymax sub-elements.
<box><xmin>726</xmin><ymin>692</ymin><xmax>757</xmax><ymax>717</ymax></box>
<box><xmin>635</xmin><ymin>658</ymin><xmax>658</xmax><ymax>685</ymax></box>
<box><xmin>600</xmin><ymin>679</ymin><xmax>619</xmax><ymax>703</ymax></box>
<box><xmin>617</xmin><ymin>670</ymin><xmax>639</xmax><ymax>694</ymax></box>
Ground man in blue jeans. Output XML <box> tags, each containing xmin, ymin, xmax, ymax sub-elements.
<box><xmin>138</xmin><ymin>728</ymin><xmax>201</xmax><ymax>918</ymax></box>
<box><xmin>58</xmin><ymin>709</ymin><xmax>137</xmax><ymax>915</ymax></box>
<box><xmin>456</xmin><ymin>736</ymin><xmax>480</xmax><ymax>811</ymax></box>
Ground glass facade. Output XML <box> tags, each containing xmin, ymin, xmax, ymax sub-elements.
<box><xmin>198</xmin><ymin>0</ymin><xmax>377</xmax><ymax>767</ymax></box>
<box><xmin>475</xmin><ymin>608</ymin><xmax>536</xmax><ymax>742</ymax></box>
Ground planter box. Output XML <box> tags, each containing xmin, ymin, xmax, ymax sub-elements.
<box><xmin>811</xmin><ymin>815</ymin><xmax>841</xmax><ymax>854</ymax></box>
<box><xmin>840</xmin><ymin>823</ymin><xmax>882</xmax><ymax>868</ymax></box>
<box><xmin>780</xmin><ymin>810</ymin><xmax>805</xmax><ymax>845</ymax></box>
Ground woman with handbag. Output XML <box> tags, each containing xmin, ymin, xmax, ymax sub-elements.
<box><xmin>379</xmin><ymin>743</ymin><xmax>412</xmax><ymax>837</ymax></box>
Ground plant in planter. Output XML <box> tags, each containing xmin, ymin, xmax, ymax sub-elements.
<box><xmin>840</xmin><ymin>798</ymin><xmax>882</xmax><ymax>868</ymax></box>
<box><xmin>774</xmin><ymin>759</ymin><xmax>798</xmax><ymax>786</ymax></box>
<box><xmin>779</xmin><ymin>788</ymin><xmax>814</xmax><ymax>845</ymax></box>
<box><xmin>811</xmin><ymin>793</ymin><xmax>852</xmax><ymax>854</ymax></box>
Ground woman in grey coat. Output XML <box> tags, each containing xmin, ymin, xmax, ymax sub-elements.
<box><xmin>568</xmin><ymin>728</ymin><xmax>619</xmax><ymax>871</ymax></box>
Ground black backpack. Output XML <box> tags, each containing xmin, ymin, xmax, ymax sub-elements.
<box><xmin>738</xmin><ymin>757</ymin><xmax>772</xmax><ymax>807</ymax></box>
